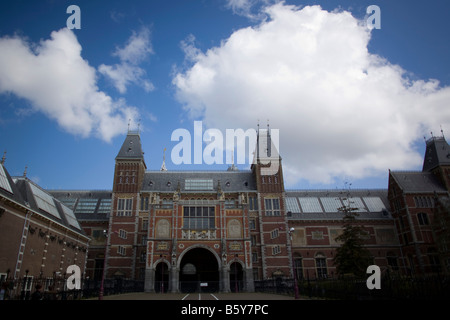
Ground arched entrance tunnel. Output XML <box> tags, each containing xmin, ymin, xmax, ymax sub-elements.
<box><xmin>154</xmin><ymin>262</ymin><xmax>169</xmax><ymax>293</ymax></box>
<box><xmin>230</xmin><ymin>261</ymin><xmax>243</xmax><ymax>293</ymax></box>
<box><xmin>179</xmin><ymin>247</ymin><xmax>219</xmax><ymax>293</ymax></box>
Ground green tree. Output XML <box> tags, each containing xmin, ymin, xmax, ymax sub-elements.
<box><xmin>333</xmin><ymin>196</ymin><xmax>372</xmax><ymax>278</ymax></box>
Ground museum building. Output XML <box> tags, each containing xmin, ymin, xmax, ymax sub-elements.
<box><xmin>3</xmin><ymin>128</ymin><xmax>447</xmax><ymax>294</ymax></box>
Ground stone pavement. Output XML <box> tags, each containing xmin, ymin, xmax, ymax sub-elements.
<box><xmin>93</xmin><ymin>292</ymin><xmax>308</xmax><ymax>300</ymax></box>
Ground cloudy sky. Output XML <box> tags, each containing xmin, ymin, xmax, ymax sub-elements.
<box><xmin>0</xmin><ymin>0</ymin><xmax>449</xmax><ymax>190</ymax></box>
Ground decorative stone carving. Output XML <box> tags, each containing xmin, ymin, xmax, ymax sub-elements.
<box><xmin>227</xmin><ymin>219</ymin><xmax>242</xmax><ymax>238</ymax></box>
<box><xmin>155</xmin><ymin>219</ymin><xmax>170</xmax><ymax>238</ymax></box>
<box><xmin>181</xmin><ymin>229</ymin><xmax>216</xmax><ymax>240</ymax></box>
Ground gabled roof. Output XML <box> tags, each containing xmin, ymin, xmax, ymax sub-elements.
<box><xmin>0</xmin><ymin>163</ymin><xmax>26</xmax><ymax>205</ymax></box>
<box><xmin>389</xmin><ymin>171</ymin><xmax>447</xmax><ymax>194</ymax></box>
<box><xmin>0</xmin><ymin>164</ymin><xmax>87</xmax><ymax>237</ymax></box>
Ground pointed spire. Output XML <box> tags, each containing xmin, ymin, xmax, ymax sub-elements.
<box><xmin>1</xmin><ymin>150</ymin><xmax>6</xmax><ymax>165</ymax></box>
<box><xmin>161</xmin><ymin>148</ymin><xmax>167</xmax><ymax>171</ymax></box>
<box><xmin>23</xmin><ymin>165</ymin><xmax>28</xmax><ymax>177</ymax></box>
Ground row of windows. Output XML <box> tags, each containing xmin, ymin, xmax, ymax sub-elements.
<box><xmin>124</xmin><ymin>197</ymin><xmax>278</xmax><ymax>216</ymax></box>
<box><xmin>292</xmin><ymin>253</ymin><xmax>401</xmax><ymax>280</ymax></box>
<box><xmin>183</xmin><ymin>206</ymin><xmax>215</xmax><ymax>229</ymax></box>
<box><xmin>117</xmin><ymin>198</ymin><xmax>133</xmax><ymax>216</ymax></box>
<box><xmin>265</xmin><ymin>198</ymin><xmax>280</xmax><ymax>216</ymax></box>
<box><xmin>414</xmin><ymin>196</ymin><xmax>434</xmax><ymax>208</ymax></box>
<box><xmin>261</xmin><ymin>176</ymin><xmax>278</xmax><ymax>184</ymax></box>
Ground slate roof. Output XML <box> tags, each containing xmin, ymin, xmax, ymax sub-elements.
<box><xmin>116</xmin><ymin>131</ymin><xmax>145</xmax><ymax>161</ymax></box>
<box><xmin>0</xmin><ymin>164</ymin><xmax>87</xmax><ymax>236</ymax></box>
<box><xmin>389</xmin><ymin>171</ymin><xmax>448</xmax><ymax>194</ymax></box>
<box><xmin>422</xmin><ymin>136</ymin><xmax>450</xmax><ymax>172</ymax></box>
<box><xmin>142</xmin><ymin>170</ymin><xmax>257</xmax><ymax>193</ymax></box>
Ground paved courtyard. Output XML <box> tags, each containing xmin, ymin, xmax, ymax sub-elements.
<box><xmin>95</xmin><ymin>292</ymin><xmax>305</xmax><ymax>300</ymax></box>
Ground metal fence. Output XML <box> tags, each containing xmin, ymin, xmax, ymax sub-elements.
<box><xmin>255</xmin><ymin>274</ymin><xmax>450</xmax><ymax>300</ymax></box>
<box><xmin>0</xmin><ymin>277</ymin><xmax>144</xmax><ymax>300</ymax></box>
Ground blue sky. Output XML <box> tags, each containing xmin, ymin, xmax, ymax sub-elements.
<box><xmin>0</xmin><ymin>0</ymin><xmax>449</xmax><ymax>191</ymax></box>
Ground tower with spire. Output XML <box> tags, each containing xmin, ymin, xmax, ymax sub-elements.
<box><xmin>106</xmin><ymin>130</ymin><xmax>147</xmax><ymax>279</ymax></box>
<box><xmin>422</xmin><ymin>129</ymin><xmax>450</xmax><ymax>190</ymax></box>
<box><xmin>250</xmin><ymin>121</ymin><xmax>290</xmax><ymax>280</ymax></box>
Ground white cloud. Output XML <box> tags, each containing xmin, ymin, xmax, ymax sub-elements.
<box><xmin>225</xmin><ymin>0</ymin><xmax>278</xmax><ymax>21</ymax></box>
<box><xmin>173</xmin><ymin>3</ymin><xmax>450</xmax><ymax>187</ymax></box>
<box><xmin>0</xmin><ymin>28</ymin><xmax>138</xmax><ymax>142</ymax></box>
<box><xmin>99</xmin><ymin>27</ymin><xmax>154</xmax><ymax>93</ymax></box>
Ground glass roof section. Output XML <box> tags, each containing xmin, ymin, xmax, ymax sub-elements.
<box><xmin>298</xmin><ymin>197</ymin><xmax>323</xmax><ymax>213</ymax></box>
<box><xmin>0</xmin><ymin>165</ymin><xmax>13</xmax><ymax>194</ymax></box>
<box><xmin>285</xmin><ymin>197</ymin><xmax>300</xmax><ymax>213</ymax></box>
<box><xmin>29</xmin><ymin>183</ymin><xmax>61</xmax><ymax>219</ymax></box>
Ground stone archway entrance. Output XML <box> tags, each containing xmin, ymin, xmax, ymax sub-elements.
<box><xmin>155</xmin><ymin>262</ymin><xmax>169</xmax><ymax>293</ymax></box>
<box><xmin>179</xmin><ymin>247</ymin><xmax>220</xmax><ymax>293</ymax></box>
<box><xmin>230</xmin><ymin>261</ymin><xmax>243</xmax><ymax>293</ymax></box>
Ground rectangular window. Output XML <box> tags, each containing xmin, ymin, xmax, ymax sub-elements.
<box><xmin>117</xmin><ymin>246</ymin><xmax>126</xmax><ymax>256</ymax></box>
<box><xmin>294</xmin><ymin>258</ymin><xmax>303</xmax><ymax>281</ymax></box>
<box><xmin>142</xmin><ymin>218</ymin><xmax>149</xmax><ymax>231</ymax></box>
<box><xmin>265</xmin><ymin>198</ymin><xmax>280</xmax><ymax>216</ymax></box>
<box><xmin>249</xmin><ymin>196</ymin><xmax>258</xmax><ymax>211</ymax></box>
<box><xmin>118</xmin><ymin>229</ymin><xmax>127</xmax><ymax>239</ymax></box>
<box><xmin>251</xmin><ymin>235</ymin><xmax>257</xmax><ymax>246</ymax></box>
<box><xmin>140</xmin><ymin>196</ymin><xmax>149</xmax><ymax>211</ymax></box>
<box><xmin>316</xmin><ymin>257</ymin><xmax>327</xmax><ymax>279</ymax></box>
<box><xmin>117</xmin><ymin>198</ymin><xmax>133</xmax><ymax>216</ymax></box>
<box><xmin>271</xmin><ymin>229</ymin><xmax>279</xmax><ymax>239</ymax></box>
<box><xmin>185</xmin><ymin>179</ymin><xmax>213</xmax><ymax>190</ymax></box>
<box><xmin>272</xmin><ymin>245</ymin><xmax>281</xmax><ymax>255</ymax></box>
<box><xmin>252</xmin><ymin>252</ymin><xmax>258</xmax><ymax>263</ymax></box>
<box><xmin>183</xmin><ymin>206</ymin><xmax>215</xmax><ymax>229</ymax></box>
<box><xmin>249</xmin><ymin>219</ymin><xmax>256</xmax><ymax>230</ymax></box>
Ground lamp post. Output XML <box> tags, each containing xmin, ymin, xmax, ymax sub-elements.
<box><xmin>234</xmin><ymin>261</ymin><xmax>238</xmax><ymax>293</ymax></box>
<box><xmin>99</xmin><ymin>229</ymin><xmax>113</xmax><ymax>300</ymax></box>
<box><xmin>289</xmin><ymin>227</ymin><xmax>299</xmax><ymax>299</ymax></box>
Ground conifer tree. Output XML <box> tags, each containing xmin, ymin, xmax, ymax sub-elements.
<box><xmin>333</xmin><ymin>195</ymin><xmax>372</xmax><ymax>278</ymax></box>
